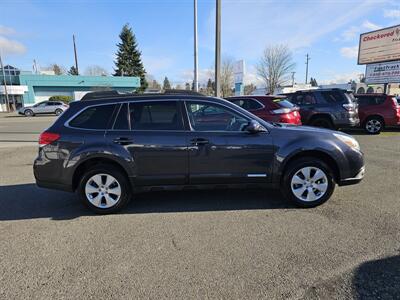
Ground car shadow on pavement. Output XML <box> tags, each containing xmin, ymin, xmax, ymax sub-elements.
<box><xmin>352</xmin><ymin>254</ymin><xmax>400</xmax><ymax>299</ymax></box>
<box><xmin>0</xmin><ymin>184</ymin><xmax>294</xmax><ymax>221</ymax></box>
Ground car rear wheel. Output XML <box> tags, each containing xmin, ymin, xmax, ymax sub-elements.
<box><xmin>364</xmin><ymin>117</ymin><xmax>383</xmax><ymax>134</ymax></box>
<box><xmin>55</xmin><ymin>109</ymin><xmax>63</xmax><ymax>116</ymax></box>
<box><xmin>282</xmin><ymin>157</ymin><xmax>335</xmax><ymax>207</ymax></box>
<box><xmin>310</xmin><ymin>117</ymin><xmax>334</xmax><ymax>129</ymax></box>
<box><xmin>78</xmin><ymin>164</ymin><xmax>131</xmax><ymax>214</ymax></box>
<box><xmin>24</xmin><ymin>109</ymin><xmax>34</xmax><ymax>117</ymax></box>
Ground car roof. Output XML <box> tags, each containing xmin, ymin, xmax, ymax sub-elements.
<box><xmin>282</xmin><ymin>88</ymin><xmax>349</xmax><ymax>94</ymax></box>
<box><xmin>355</xmin><ymin>93</ymin><xmax>389</xmax><ymax>96</ymax></box>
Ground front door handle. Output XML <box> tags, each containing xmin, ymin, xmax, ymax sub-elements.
<box><xmin>113</xmin><ymin>137</ymin><xmax>134</xmax><ymax>145</ymax></box>
<box><xmin>190</xmin><ymin>138</ymin><xmax>209</xmax><ymax>146</ymax></box>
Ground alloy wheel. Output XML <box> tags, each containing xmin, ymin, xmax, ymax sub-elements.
<box><xmin>85</xmin><ymin>173</ymin><xmax>121</xmax><ymax>208</ymax></box>
<box><xmin>290</xmin><ymin>166</ymin><xmax>328</xmax><ymax>202</ymax></box>
<box><xmin>366</xmin><ymin>119</ymin><xmax>381</xmax><ymax>133</ymax></box>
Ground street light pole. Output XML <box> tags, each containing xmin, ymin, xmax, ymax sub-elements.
<box><xmin>305</xmin><ymin>53</ymin><xmax>310</xmax><ymax>84</ymax></box>
<box><xmin>193</xmin><ymin>0</ymin><xmax>199</xmax><ymax>92</ymax></box>
<box><xmin>73</xmin><ymin>34</ymin><xmax>79</xmax><ymax>75</ymax></box>
<box><xmin>0</xmin><ymin>52</ymin><xmax>10</xmax><ymax>112</ymax></box>
<box><xmin>215</xmin><ymin>0</ymin><xmax>221</xmax><ymax>97</ymax></box>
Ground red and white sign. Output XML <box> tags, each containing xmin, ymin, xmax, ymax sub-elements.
<box><xmin>358</xmin><ymin>24</ymin><xmax>400</xmax><ymax>65</ymax></box>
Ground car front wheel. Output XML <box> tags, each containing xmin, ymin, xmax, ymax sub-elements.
<box><xmin>78</xmin><ymin>164</ymin><xmax>131</xmax><ymax>214</ymax></box>
<box><xmin>282</xmin><ymin>157</ymin><xmax>335</xmax><ymax>207</ymax></box>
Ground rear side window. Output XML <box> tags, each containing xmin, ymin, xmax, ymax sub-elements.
<box><xmin>320</xmin><ymin>91</ymin><xmax>346</xmax><ymax>104</ymax></box>
<box><xmin>292</xmin><ymin>93</ymin><xmax>317</xmax><ymax>105</ymax></box>
<box><xmin>231</xmin><ymin>98</ymin><xmax>263</xmax><ymax>110</ymax></box>
<box><xmin>129</xmin><ymin>101</ymin><xmax>183</xmax><ymax>130</ymax></box>
<box><xmin>69</xmin><ymin>104</ymin><xmax>117</xmax><ymax>130</ymax></box>
<box><xmin>357</xmin><ymin>96</ymin><xmax>385</xmax><ymax>106</ymax></box>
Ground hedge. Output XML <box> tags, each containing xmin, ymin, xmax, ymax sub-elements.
<box><xmin>48</xmin><ymin>95</ymin><xmax>73</xmax><ymax>103</ymax></box>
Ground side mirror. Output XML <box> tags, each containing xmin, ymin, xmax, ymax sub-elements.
<box><xmin>245</xmin><ymin>120</ymin><xmax>267</xmax><ymax>133</ymax></box>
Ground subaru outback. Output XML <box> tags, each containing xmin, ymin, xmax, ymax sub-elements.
<box><xmin>34</xmin><ymin>92</ymin><xmax>365</xmax><ymax>214</ymax></box>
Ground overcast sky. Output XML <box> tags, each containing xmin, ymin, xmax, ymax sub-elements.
<box><xmin>1</xmin><ymin>0</ymin><xmax>400</xmax><ymax>87</ymax></box>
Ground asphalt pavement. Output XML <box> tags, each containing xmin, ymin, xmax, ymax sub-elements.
<box><xmin>0</xmin><ymin>114</ymin><xmax>399</xmax><ymax>299</ymax></box>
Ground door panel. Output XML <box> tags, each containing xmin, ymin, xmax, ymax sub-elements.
<box><xmin>185</xmin><ymin>101</ymin><xmax>274</xmax><ymax>185</ymax></box>
<box><xmin>106</xmin><ymin>101</ymin><xmax>189</xmax><ymax>186</ymax></box>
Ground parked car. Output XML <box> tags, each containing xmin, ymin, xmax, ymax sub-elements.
<box><xmin>225</xmin><ymin>96</ymin><xmax>302</xmax><ymax>125</ymax></box>
<box><xmin>355</xmin><ymin>94</ymin><xmax>400</xmax><ymax>134</ymax></box>
<box><xmin>18</xmin><ymin>101</ymin><xmax>69</xmax><ymax>117</ymax></box>
<box><xmin>34</xmin><ymin>92</ymin><xmax>365</xmax><ymax>214</ymax></box>
<box><xmin>281</xmin><ymin>89</ymin><xmax>359</xmax><ymax>129</ymax></box>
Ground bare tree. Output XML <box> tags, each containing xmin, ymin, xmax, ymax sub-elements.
<box><xmin>47</xmin><ymin>64</ymin><xmax>66</xmax><ymax>75</ymax></box>
<box><xmin>209</xmin><ymin>58</ymin><xmax>234</xmax><ymax>97</ymax></box>
<box><xmin>257</xmin><ymin>45</ymin><xmax>295</xmax><ymax>94</ymax></box>
<box><xmin>84</xmin><ymin>65</ymin><xmax>109</xmax><ymax>76</ymax></box>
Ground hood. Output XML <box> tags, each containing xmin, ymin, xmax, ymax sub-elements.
<box><xmin>274</xmin><ymin>123</ymin><xmax>334</xmax><ymax>134</ymax></box>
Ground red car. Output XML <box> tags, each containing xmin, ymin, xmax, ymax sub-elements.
<box><xmin>355</xmin><ymin>93</ymin><xmax>400</xmax><ymax>134</ymax></box>
<box><xmin>226</xmin><ymin>96</ymin><xmax>302</xmax><ymax>125</ymax></box>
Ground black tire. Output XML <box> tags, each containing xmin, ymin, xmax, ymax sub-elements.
<box><xmin>24</xmin><ymin>109</ymin><xmax>34</xmax><ymax>117</ymax></box>
<box><xmin>282</xmin><ymin>157</ymin><xmax>335</xmax><ymax>208</ymax></box>
<box><xmin>310</xmin><ymin>117</ymin><xmax>334</xmax><ymax>129</ymax></box>
<box><xmin>55</xmin><ymin>109</ymin><xmax>63</xmax><ymax>116</ymax></box>
<box><xmin>363</xmin><ymin>116</ymin><xmax>383</xmax><ymax>134</ymax></box>
<box><xmin>78</xmin><ymin>164</ymin><xmax>131</xmax><ymax>214</ymax></box>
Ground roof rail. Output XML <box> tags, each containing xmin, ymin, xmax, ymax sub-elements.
<box><xmin>80</xmin><ymin>89</ymin><xmax>206</xmax><ymax>101</ymax></box>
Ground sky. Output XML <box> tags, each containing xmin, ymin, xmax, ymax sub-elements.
<box><xmin>1</xmin><ymin>0</ymin><xmax>400</xmax><ymax>87</ymax></box>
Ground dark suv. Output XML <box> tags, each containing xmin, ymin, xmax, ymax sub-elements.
<box><xmin>282</xmin><ymin>89</ymin><xmax>359</xmax><ymax>129</ymax></box>
<box><xmin>34</xmin><ymin>93</ymin><xmax>365</xmax><ymax>214</ymax></box>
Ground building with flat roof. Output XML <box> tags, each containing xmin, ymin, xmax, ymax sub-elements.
<box><xmin>0</xmin><ymin>66</ymin><xmax>140</xmax><ymax>112</ymax></box>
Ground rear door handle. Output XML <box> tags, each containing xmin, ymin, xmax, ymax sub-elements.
<box><xmin>113</xmin><ymin>137</ymin><xmax>134</xmax><ymax>145</ymax></box>
<box><xmin>191</xmin><ymin>138</ymin><xmax>209</xmax><ymax>146</ymax></box>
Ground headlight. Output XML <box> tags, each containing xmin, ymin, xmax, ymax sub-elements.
<box><xmin>333</xmin><ymin>133</ymin><xmax>360</xmax><ymax>151</ymax></box>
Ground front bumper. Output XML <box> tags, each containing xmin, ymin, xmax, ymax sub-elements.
<box><xmin>338</xmin><ymin>166</ymin><xmax>365</xmax><ymax>186</ymax></box>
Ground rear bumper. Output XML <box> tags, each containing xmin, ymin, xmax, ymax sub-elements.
<box><xmin>338</xmin><ymin>166</ymin><xmax>365</xmax><ymax>186</ymax></box>
<box><xmin>36</xmin><ymin>179</ymin><xmax>73</xmax><ymax>192</ymax></box>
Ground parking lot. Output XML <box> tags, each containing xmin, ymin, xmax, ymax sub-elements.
<box><xmin>0</xmin><ymin>114</ymin><xmax>399</xmax><ymax>299</ymax></box>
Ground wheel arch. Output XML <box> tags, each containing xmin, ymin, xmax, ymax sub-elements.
<box><xmin>309</xmin><ymin>113</ymin><xmax>334</xmax><ymax>124</ymax></box>
<box><xmin>280</xmin><ymin>150</ymin><xmax>340</xmax><ymax>184</ymax></box>
<box><xmin>72</xmin><ymin>156</ymin><xmax>131</xmax><ymax>192</ymax></box>
<box><xmin>363</xmin><ymin>114</ymin><xmax>385</xmax><ymax>126</ymax></box>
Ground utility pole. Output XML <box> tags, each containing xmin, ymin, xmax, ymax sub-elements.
<box><xmin>73</xmin><ymin>34</ymin><xmax>79</xmax><ymax>75</ymax></box>
<box><xmin>305</xmin><ymin>53</ymin><xmax>310</xmax><ymax>84</ymax></box>
<box><xmin>0</xmin><ymin>52</ymin><xmax>10</xmax><ymax>112</ymax></box>
<box><xmin>193</xmin><ymin>0</ymin><xmax>199</xmax><ymax>92</ymax></box>
<box><xmin>291</xmin><ymin>72</ymin><xmax>296</xmax><ymax>87</ymax></box>
<box><xmin>215</xmin><ymin>0</ymin><xmax>221</xmax><ymax>97</ymax></box>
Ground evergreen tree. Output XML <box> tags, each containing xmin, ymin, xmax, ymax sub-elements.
<box><xmin>163</xmin><ymin>76</ymin><xmax>171</xmax><ymax>90</ymax></box>
<box><xmin>68</xmin><ymin>66</ymin><xmax>79</xmax><ymax>75</ymax></box>
<box><xmin>114</xmin><ymin>24</ymin><xmax>148</xmax><ymax>92</ymax></box>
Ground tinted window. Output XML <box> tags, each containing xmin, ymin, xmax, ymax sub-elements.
<box><xmin>69</xmin><ymin>104</ymin><xmax>117</xmax><ymax>129</ymax></box>
<box><xmin>271</xmin><ymin>98</ymin><xmax>295</xmax><ymax>109</ymax></box>
<box><xmin>186</xmin><ymin>101</ymin><xmax>248</xmax><ymax>131</ymax></box>
<box><xmin>320</xmin><ymin>91</ymin><xmax>345</xmax><ymax>104</ymax></box>
<box><xmin>357</xmin><ymin>96</ymin><xmax>385</xmax><ymax>106</ymax></box>
<box><xmin>129</xmin><ymin>101</ymin><xmax>183</xmax><ymax>130</ymax></box>
<box><xmin>113</xmin><ymin>103</ymin><xmax>130</xmax><ymax>130</ymax></box>
<box><xmin>231</xmin><ymin>98</ymin><xmax>263</xmax><ymax>110</ymax></box>
<box><xmin>247</xmin><ymin>99</ymin><xmax>263</xmax><ymax>110</ymax></box>
<box><xmin>291</xmin><ymin>93</ymin><xmax>316</xmax><ymax>105</ymax></box>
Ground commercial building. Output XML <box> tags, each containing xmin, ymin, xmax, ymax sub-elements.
<box><xmin>0</xmin><ymin>65</ymin><xmax>140</xmax><ymax>112</ymax></box>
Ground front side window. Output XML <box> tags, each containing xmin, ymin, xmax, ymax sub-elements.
<box><xmin>186</xmin><ymin>101</ymin><xmax>249</xmax><ymax>131</ymax></box>
<box><xmin>69</xmin><ymin>104</ymin><xmax>117</xmax><ymax>129</ymax></box>
<box><xmin>129</xmin><ymin>101</ymin><xmax>183</xmax><ymax>130</ymax></box>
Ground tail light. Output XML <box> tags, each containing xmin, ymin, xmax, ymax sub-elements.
<box><xmin>39</xmin><ymin>132</ymin><xmax>60</xmax><ymax>146</ymax></box>
<box><xmin>270</xmin><ymin>108</ymin><xmax>292</xmax><ymax>114</ymax></box>
<box><xmin>390</xmin><ymin>97</ymin><xmax>399</xmax><ymax>109</ymax></box>
<box><xmin>342</xmin><ymin>103</ymin><xmax>356</xmax><ymax>111</ymax></box>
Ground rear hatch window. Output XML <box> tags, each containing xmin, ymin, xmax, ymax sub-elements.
<box><xmin>270</xmin><ymin>97</ymin><xmax>296</xmax><ymax>109</ymax></box>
